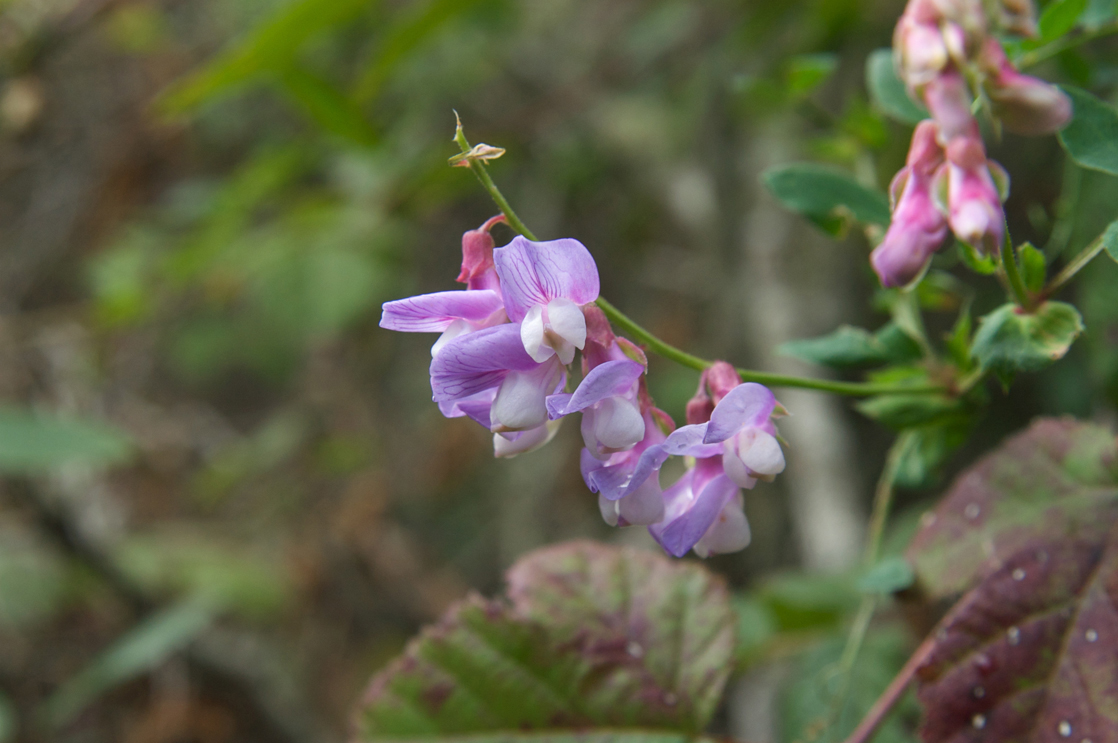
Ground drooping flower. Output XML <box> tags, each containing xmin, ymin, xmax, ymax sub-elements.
<box><xmin>493</xmin><ymin>236</ymin><xmax>600</xmax><ymax>365</ymax></box>
<box><xmin>940</xmin><ymin>132</ymin><xmax>1007</xmax><ymax>253</ymax></box>
<box><xmin>582</xmin><ymin>405</ymin><xmax>674</xmax><ymax>527</ymax></box>
<box><xmin>980</xmin><ymin>40</ymin><xmax>1071</xmax><ymax>136</ymax></box>
<box><xmin>871</xmin><ymin>120</ymin><xmax>949</xmax><ymax>288</ymax></box>
<box><xmin>613</xmin><ymin>364</ymin><xmax>786</xmax><ymax>558</ymax></box>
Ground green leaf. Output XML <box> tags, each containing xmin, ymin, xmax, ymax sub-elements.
<box><xmin>784</xmin><ymin>53</ymin><xmax>838</xmax><ymax>97</ymax></box>
<box><xmin>1038</xmin><ymin>0</ymin><xmax>1089</xmax><ymax>41</ymax></box>
<box><xmin>762</xmin><ymin>164</ymin><xmax>890</xmax><ymax>235</ymax></box>
<box><xmin>732</xmin><ymin>596</ymin><xmax>778</xmax><ymax>667</ymax></box>
<box><xmin>1082</xmin><ymin>0</ymin><xmax>1118</xmax><ymax>27</ymax></box>
<box><xmin>157</xmin><ymin>0</ymin><xmax>373</xmax><ymax>114</ymax></box>
<box><xmin>0</xmin><ymin>408</ymin><xmax>133</xmax><ymax>474</ymax></box>
<box><xmin>756</xmin><ymin>572</ymin><xmax>859</xmax><ymax>632</ymax></box>
<box><xmin>956</xmin><ymin>240</ymin><xmax>997</xmax><ymax>275</ymax></box>
<box><xmin>856</xmin><ymin>394</ymin><xmax>964</xmax><ymax>430</ymax></box>
<box><xmin>777</xmin><ymin>323</ymin><xmax>921</xmax><ymax>369</ymax></box>
<box><xmin>355</xmin><ymin>541</ymin><xmax>735</xmax><ymax>739</ymax></box>
<box><xmin>1099</xmin><ymin>218</ymin><xmax>1118</xmax><ymax>263</ymax></box>
<box><xmin>893</xmin><ymin>416</ymin><xmax>978</xmax><ymax>489</ymax></box>
<box><xmin>1018</xmin><ymin>242</ymin><xmax>1047</xmax><ymax>293</ymax></box>
<box><xmin>0</xmin><ymin>693</ymin><xmax>14</xmax><ymax>743</ymax></box>
<box><xmin>970</xmin><ymin>301</ymin><xmax>1084</xmax><ymax>377</ymax></box>
<box><xmin>856</xmin><ymin>557</ymin><xmax>915</xmax><ymax>595</ymax></box>
<box><xmin>274</xmin><ymin>67</ymin><xmax>378</xmax><ymax>146</ymax></box>
<box><xmin>865</xmin><ymin>49</ymin><xmax>927</xmax><ymax>125</ymax></box>
<box><xmin>780</xmin><ymin>628</ymin><xmax>919</xmax><ymax>743</ymax></box>
<box><xmin>43</xmin><ymin>599</ymin><xmax>217</xmax><ymax>727</ymax></box>
<box><xmin>0</xmin><ymin>526</ymin><xmax>70</xmax><ymax>629</ymax></box>
<box><xmin>1058</xmin><ymin>86</ymin><xmax>1118</xmax><ymax>176</ymax></box>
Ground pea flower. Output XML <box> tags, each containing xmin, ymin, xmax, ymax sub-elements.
<box><xmin>871</xmin><ymin>120</ymin><xmax>949</xmax><ymax>288</ymax></box>
<box><xmin>614</xmin><ymin>363</ymin><xmax>787</xmax><ymax>558</ymax></box>
<box><xmin>941</xmin><ymin>132</ymin><xmax>1007</xmax><ymax>253</ymax></box>
<box><xmin>493</xmin><ymin>236</ymin><xmax>600</xmax><ymax>365</ymax></box>
<box><xmin>980</xmin><ymin>40</ymin><xmax>1071</xmax><ymax>136</ymax></box>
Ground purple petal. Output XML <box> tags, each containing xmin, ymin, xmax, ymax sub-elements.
<box><xmin>493</xmin><ymin>237</ymin><xmax>600</xmax><ymax>322</ymax></box>
<box><xmin>438</xmin><ymin>389</ymin><xmax>496</xmax><ymax>428</ymax></box>
<box><xmin>380</xmin><ymin>290</ymin><xmax>503</xmax><ymax>332</ymax></box>
<box><xmin>704</xmin><ymin>383</ymin><xmax>777</xmax><ymax>444</ymax></box>
<box><xmin>650</xmin><ymin>472</ymin><xmax>738</xmax><ymax>557</ymax></box>
<box><xmin>429</xmin><ymin>324</ymin><xmax>540</xmax><ymax>403</ymax></box>
<box><xmin>547</xmin><ymin>360</ymin><xmax>643</xmax><ymax>419</ymax></box>
<box><xmin>623</xmin><ymin>423</ymin><xmax>720</xmax><ymax>498</ymax></box>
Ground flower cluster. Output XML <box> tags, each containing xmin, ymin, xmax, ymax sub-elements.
<box><xmin>873</xmin><ymin>0</ymin><xmax>1071</xmax><ymax>288</ymax></box>
<box><xmin>380</xmin><ymin>220</ymin><xmax>787</xmax><ymax>558</ymax></box>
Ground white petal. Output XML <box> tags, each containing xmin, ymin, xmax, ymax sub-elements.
<box><xmin>598</xmin><ymin>494</ymin><xmax>619</xmax><ymax>526</ymax></box>
<box><xmin>618</xmin><ymin>478</ymin><xmax>664</xmax><ymax>526</ymax></box>
<box><xmin>738</xmin><ymin>430</ymin><xmax>785</xmax><ymax>479</ymax></box>
<box><xmin>693</xmin><ymin>499</ymin><xmax>751</xmax><ymax>557</ymax></box>
<box><xmin>580</xmin><ymin>409</ymin><xmax>609</xmax><ymax>461</ymax></box>
<box><xmin>519</xmin><ymin>304</ymin><xmax>553</xmax><ymax>363</ymax></box>
<box><xmin>431</xmin><ymin>319</ymin><xmax>473</xmax><ymax>358</ymax></box>
<box><xmin>592</xmin><ymin>397</ymin><xmax>645</xmax><ymax>450</ymax></box>
<box><xmin>546</xmin><ymin>298</ymin><xmax>587</xmax><ymax>352</ymax></box>
<box><xmin>493</xmin><ymin>419</ymin><xmax>561</xmax><ymax>458</ymax></box>
<box><xmin>722</xmin><ymin>445</ymin><xmax>758</xmax><ymax>489</ymax></box>
<box><xmin>491</xmin><ymin>363</ymin><xmax>560</xmax><ymax>431</ymax></box>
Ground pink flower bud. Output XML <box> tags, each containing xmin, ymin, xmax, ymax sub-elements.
<box><xmin>923</xmin><ymin>69</ymin><xmax>977</xmax><ymax>142</ymax></box>
<box><xmin>872</xmin><ymin>168</ymin><xmax>949</xmax><ymax>288</ymax></box>
<box><xmin>981</xmin><ymin>40</ymin><xmax>1071</xmax><ymax>135</ymax></box>
<box><xmin>706</xmin><ymin>361</ymin><xmax>742</xmax><ymax>405</ymax></box>
<box><xmin>943</xmin><ymin>134</ymin><xmax>1006</xmax><ymax>253</ymax></box>
<box><xmin>995</xmin><ymin>0</ymin><xmax>1037</xmax><ymax>37</ymax></box>
<box><xmin>895</xmin><ymin>15</ymin><xmax>950</xmax><ymax>89</ymax></box>
<box><xmin>456</xmin><ymin>215</ymin><xmax>507</xmax><ymax>291</ymax></box>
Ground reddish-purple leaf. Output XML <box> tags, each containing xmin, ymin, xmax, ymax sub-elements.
<box><xmin>907</xmin><ymin>418</ymin><xmax>1118</xmax><ymax>742</ymax></box>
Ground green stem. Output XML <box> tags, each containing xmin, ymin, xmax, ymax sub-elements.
<box><xmin>1043</xmin><ymin>230</ymin><xmax>1110</xmax><ymax>299</ymax></box>
<box><xmin>453</xmin><ymin>121</ymin><xmax>538</xmax><ymax>241</ymax></box>
<box><xmin>453</xmin><ymin>121</ymin><xmax>946</xmax><ymax>398</ymax></box>
<box><xmin>596</xmin><ymin>298</ymin><xmax>943</xmax><ymax>397</ymax></box>
<box><xmin>828</xmin><ymin>431</ymin><xmax>914</xmax><ymax>741</ymax></box>
<box><xmin>999</xmin><ymin>232</ymin><xmax>1034</xmax><ymax>310</ymax></box>
<box><xmin>1017</xmin><ymin>20</ymin><xmax>1118</xmax><ymax>69</ymax></box>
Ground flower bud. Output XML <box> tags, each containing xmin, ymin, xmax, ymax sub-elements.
<box><xmin>981</xmin><ymin>40</ymin><xmax>1071</xmax><ymax>135</ymax></box>
<box><xmin>943</xmin><ymin>134</ymin><xmax>1006</xmax><ymax>253</ymax></box>
<box><xmin>923</xmin><ymin>69</ymin><xmax>977</xmax><ymax>143</ymax></box>
<box><xmin>456</xmin><ymin>215</ymin><xmax>507</xmax><ymax>291</ymax></box>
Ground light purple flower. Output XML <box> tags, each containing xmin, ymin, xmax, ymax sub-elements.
<box><xmin>549</xmin><ymin>357</ymin><xmax>646</xmax><ymax>459</ymax></box>
<box><xmin>582</xmin><ymin>407</ymin><xmax>674</xmax><ymax>527</ymax></box>
<box><xmin>380</xmin><ymin>290</ymin><xmax>506</xmax><ymax>356</ymax></box>
<box><xmin>429</xmin><ymin>323</ymin><xmax>565</xmax><ymax>433</ymax></box>
<box><xmin>493</xmin><ymin>236</ymin><xmax>600</xmax><ymax>365</ymax></box>
<box><xmin>871</xmin><ymin>120</ymin><xmax>949</xmax><ymax>288</ymax></box>
<box><xmin>703</xmin><ymin>382</ymin><xmax>786</xmax><ymax>488</ymax></box>
<box><xmin>650</xmin><ymin>457</ymin><xmax>747</xmax><ymax>558</ymax></box>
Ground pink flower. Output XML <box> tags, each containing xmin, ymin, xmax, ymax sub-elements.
<box><xmin>871</xmin><ymin>121</ymin><xmax>949</xmax><ymax>287</ymax></box>
<box><xmin>981</xmin><ymin>40</ymin><xmax>1071</xmax><ymax>136</ymax></box>
<box><xmin>941</xmin><ymin>133</ymin><xmax>1007</xmax><ymax>253</ymax></box>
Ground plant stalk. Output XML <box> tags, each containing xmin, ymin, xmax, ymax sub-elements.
<box><xmin>1043</xmin><ymin>230</ymin><xmax>1110</xmax><ymax>299</ymax></box>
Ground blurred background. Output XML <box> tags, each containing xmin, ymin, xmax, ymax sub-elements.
<box><xmin>0</xmin><ymin>0</ymin><xmax>1115</xmax><ymax>741</ymax></box>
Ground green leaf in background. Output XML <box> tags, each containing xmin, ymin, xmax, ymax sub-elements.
<box><xmin>1038</xmin><ymin>0</ymin><xmax>1089</xmax><ymax>42</ymax></box>
<box><xmin>1099</xmin><ymin>218</ymin><xmax>1118</xmax><ymax>262</ymax></box>
<box><xmin>274</xmin><ymin>66</ymin><xmax>378</xmax><ymax>146</ymax></box>
<box><xmin>0</xmin><ymin>526</ymin><xmax>71</xmax><ymax>629</ymax></box>
<box><xmin>970</xmin><ymin>301</ymin><xmax>1084</xmax><ymax>379</ymax></box>
<box><xmin>355</xmin><ymin>541</ymin><xmax>735</xmax><ymax>739</ymax></box>
<box><xmin>865</xmin><ymin>49</ymin><xmax>927</xmax><ymax>125</ymax></box>
<box><xmin>157</xmin><ymin>0</ymin><xmax>374</xmax><ymax>114</ymax></box>
<box><xmin>907</xmin><ymin>418</ymin><xmax>1118</xmax><ymax>598</ymax></box>
<box><xmin>778</xmin><ymin>323</ymin><xmax>921</xmax><ymax>369</ymax></box>
<box><xmin>762</xmin><ymin>164</ymin><xmax>890</xmax><ymax>235</ymax></box>
<box><xmin>784</xmin><ymin>53</ymin><xmax>838</xmax><ymax>97</ymax></box>
<box><xmin>856</xmin><ymin>557</ymin><xmax>915</xmax><ymax>595</ymax></box>
<box><xmin>780</xmin><ymin>627</ymin><xmax>919</xmax><ymax>743</ymax></box>
<box><xmin>1081</xmin><ymin>0</ymin><xmax>1118</xmax><ymax>27</ymax></box>
<box><xmin>855</xmin><ymin>394</ymin><xmax>964</xmax><ymax>430</ymax></box>
<box><xmin>755</xmin><ymin>572</ymin><xmax>860</xmax><ymax>633</ymax></box>
<box><xmin>0</xmin><ymin>693</ymin><xmax>13</xmax><ymax>743</ymax></box>
<box><xmin>43</xmin><ymin>599</ymin><xmax>217</xmax><ymax>727</ymax></box>
<box><xmin>956</xmin><ymin>240</ymin><xmax>997</xmax><ymax>274</ymax></box>
<box><xmin>1018</xmin><ymin>242</ymin><xmax>1047</xmax><ymax>293</ymax></box>
<box><xmin>0</xmin><ymin>408</ymin><xmax>132</xmax><ymax>474</ymax></box>
<box><xmin>1058</xmin><ymin>86</ymin><xmax>1118</xmax><ymax>176</ymax></box>
<box><xmin>893</xmin><ymin>416</ymin><xmax>977</xmax><ymax>489</ymax></box>
<box><xmin>356</xmin><ymin>734</ymin><xmax>719</xmax><ymax>743</ymax></box>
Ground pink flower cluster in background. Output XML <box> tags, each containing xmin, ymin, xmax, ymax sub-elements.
<box><xmin>873</xmin><ymin>0</ymin><xmax>1071</xmax><ymax>288</ymax></box>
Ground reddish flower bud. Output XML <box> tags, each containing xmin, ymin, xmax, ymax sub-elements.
<box><xmin>456</xmin><ymin>215</ymin><xmax>507</xmax><ymax>291</ymax></box>
<box><xmin>981</xmin><ymin>40</ymin><xmax>1071</xmax><ymax>136</ymax></box>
